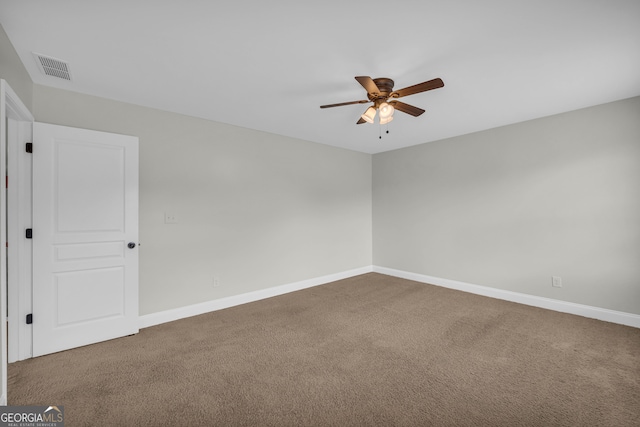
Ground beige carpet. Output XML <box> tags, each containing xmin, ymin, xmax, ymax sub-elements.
<box><xmin>9</xmin><ymin>273</ymin><xmax>640</xmax><ymax>426</ymax></box>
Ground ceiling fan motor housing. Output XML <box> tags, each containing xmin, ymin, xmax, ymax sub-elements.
<box><xmin>369</xmin><ymin>78</ymin><xmax>395</xmax><ymax>103</ymax></box>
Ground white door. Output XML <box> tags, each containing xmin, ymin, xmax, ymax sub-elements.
<box><xmin>32</xmin><ymin>122</ymin><xmax>139</xmax><ymax>357</ymax></box>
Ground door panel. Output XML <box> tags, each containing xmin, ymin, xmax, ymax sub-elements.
<box><xmin>56</xmin><ymin>140</ymin><xmax>125</xmax><ymax>232</ymax></box>
<box><xmin>32</xmin><ymin>122</ymin><xmax>139</xmax><ymax>357</ymax></box>
<box><xmin>55</xmin><ymin>267</ymin><xmax>125</xmax><ymax>325</ymax></box>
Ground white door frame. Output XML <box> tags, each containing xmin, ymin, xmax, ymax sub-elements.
<box><xmin>1</xmin><ymin>79</ymin><xmax>34</xmax><ymax>405</ymax></box>
<box><xmin>7</xmin><ymin>106</ymin><xmax>34</xmax><ymax>362</ymax></box>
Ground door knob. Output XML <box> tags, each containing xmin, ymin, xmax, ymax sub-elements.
<box><xmin>128</xmin><ymin>242</ymin><xmax>136</xmax><ymax>249</ymax></box>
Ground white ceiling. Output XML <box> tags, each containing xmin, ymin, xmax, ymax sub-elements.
<box><xmin>1</xmin><ymin>1</ymin><xmax>639</xmax><ymax>154</ymax></box>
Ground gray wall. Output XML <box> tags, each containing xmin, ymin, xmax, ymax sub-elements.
<box><xmin>0</xmin><ymin>24</ymin><xmax>32</xmax><ymax>110</ymax></box>
<box><xmin>33</xmin><ymin>85</ymin><xmax>372</xmax><ymax>315</ymax></box>
<box><xmin>373</xmin><ymin>96</ymin><xmax>640</xmax><ymax>315</ymax></box>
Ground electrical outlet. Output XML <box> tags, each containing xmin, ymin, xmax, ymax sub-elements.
<box><xmin>552</xmin><ymin>276</ymin><xmax>562</xmax><ymax>288</ymax></box>
<box><xmin>164</xmin><ymin>212</ymin><xmax>178</xmax><ymax>224</ymax></box>
<box><xmin>213</xmin><ymin>277</ymin><xmax>221</xmax><ymax>288</ymax></box>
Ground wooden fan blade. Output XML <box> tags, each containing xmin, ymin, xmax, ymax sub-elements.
<box><xmin>389</xmin><ymin>101</ymin><xmax>425</xmax><ymax>117</ymax></box>
<box><xmin>390</xmin><ymin>78</ymin><xmax>444</xmax><ymax>98</ymax></box>
<box><xmin>355</xmin><ymin>76</ymin><xmax>381</xmax><ymax>96</ymax></box>
<box><xmin>320</xmin><ymin>100</ymin><xmax>369</xmax><ymax>108</ymax></box>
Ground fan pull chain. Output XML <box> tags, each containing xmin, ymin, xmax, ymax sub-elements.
<box><xmin>378</xmin><ymin>124</ymin><xmax>390</xmax><ymax>140</ymax></box>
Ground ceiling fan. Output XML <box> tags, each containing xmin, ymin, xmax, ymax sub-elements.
<box><xmin>320</xmin><ymin>76</ymin><xmax>444</xmax><ymax>125</ymax></box>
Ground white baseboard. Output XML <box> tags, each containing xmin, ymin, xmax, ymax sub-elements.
<box><xmin>373</xmin><ymin>266</ymin><xmax>640</xmax><ymax>329</ymax></box>
<box><xmin>139</xmin><ymin>266</ymin><xmax>374</xmax><ymax>329</ymax></box>
<box><xmin>140</xmin><ymin>265</ymin><xmax>640</xmax><ymax>330</ymax></box>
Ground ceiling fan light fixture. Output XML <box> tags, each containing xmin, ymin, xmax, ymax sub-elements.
<box><xmin>378</xmin><ymin>102</ymin><xmax>394</xmax><ymax>119</ymax></box>
<box><xmin>380</xmin><ymin>115</ymin><xmax>394</xmax><ymax>125</ymax></box>
<box><xmin>378</xmin><ymin>102</ymin><xmax>393</xmax><ymax>117</ymax></box>
<box><xmin>361</xmin><ymin>106</ymin><xmax>376</xmax><ymax>124</ymax></box>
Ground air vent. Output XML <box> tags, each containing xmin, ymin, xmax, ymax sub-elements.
<box><xmin>33</xmin><ymin>52</ymin><xmax>72</xmax><ymax>81</ymax></box>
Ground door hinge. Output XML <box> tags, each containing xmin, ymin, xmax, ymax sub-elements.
<box><xmin>26</xmin><ymin>142</ymin><xmax>33</xmax><ymax>153</ymax></box>
<box><xmin>25</xmin><ymin>228</ymin><xmax>32</xmax><ymax>239</ymax></box>
<box><xmin>26</xmin><ymin>314</ymin><xmax>33</xmax><ymax>324</ymax></box>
